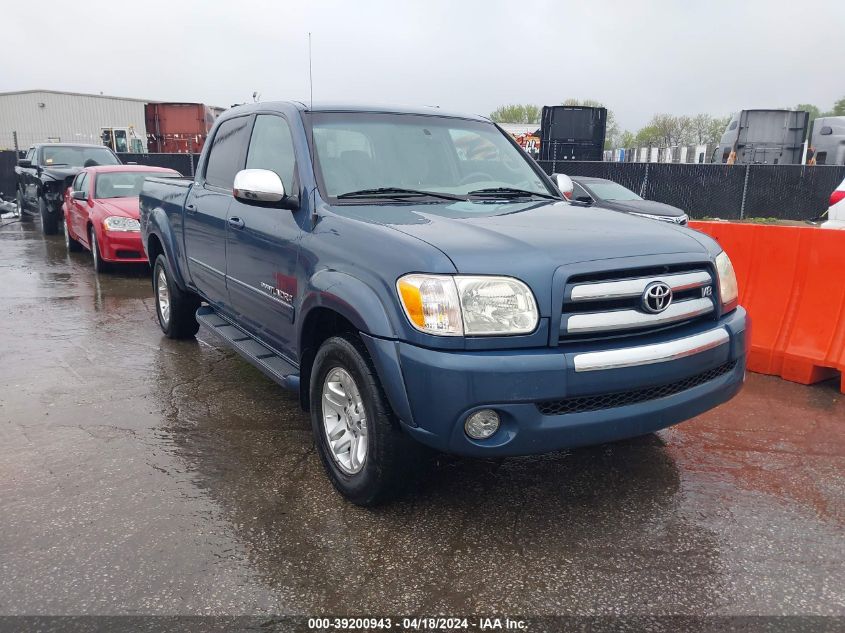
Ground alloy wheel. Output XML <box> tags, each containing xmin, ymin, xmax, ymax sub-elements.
<box><xmin>321</xmin><ymin>367</ymin><xmax>368</xmax><ymax>474</ymax></box>
<box><xmin>156</xmin><ymin>269</ymin><xmax>171</xmax><ymax>326</ymax></box>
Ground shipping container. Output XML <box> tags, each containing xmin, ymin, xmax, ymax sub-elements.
<box><xmin>539</xmin><ymin>106</ymin><xmax>607</xmax><ymax>162</ymax></box>
<box><xmin>145</xmin><ymin>103</ymin><xmax>217</xmax><ymax>154</ymax></box>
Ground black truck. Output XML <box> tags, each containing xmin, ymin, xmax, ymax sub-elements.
<box><xmin>15</xmin><ymin>143</ymin><xmax>121</xmax><ymax>234</ymax></box>
<box><xmin>539</xmin><ymin>106</ymin><xmax>607</xmax><ymax>162</ymax></box>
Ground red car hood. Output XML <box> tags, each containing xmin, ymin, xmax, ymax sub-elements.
<box><xmin>97</xmin><ymin>197</ymin><xmax>140</xmax><ymax>219</ymax></box>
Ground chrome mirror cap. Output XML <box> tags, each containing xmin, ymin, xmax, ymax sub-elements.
<box><xmin>233</xmin><ymin>169</ymin><xmax>285</xmax><ymax>203</ymax></box>
<box><xmin>552</xmin><ymin>173</ymin><xmax>573</xmax><ymax>199</ymax></box>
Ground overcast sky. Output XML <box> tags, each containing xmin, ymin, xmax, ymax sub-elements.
<box><xmin>3</xmin><ymin>0</ymin><xmax>844</xmax><ymax>131</ymax></box>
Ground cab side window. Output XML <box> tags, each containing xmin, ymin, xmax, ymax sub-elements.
<box><xmin>26</xmin><ymin>148</ymin><xmax>35</xmax><ymax>164</ymax></box>
<box><xmin>204</xmin><ymin>117</ymin><xmax>252</xmax><ymax>189</ymax></box>
<box><xmin>245</xmin><ymin>115</ymin><xmax>296</xmax><ymax>192</ymax></box>
<box><xmin>71</xmin><ymin>173</ymin><xmax>84</xmax><ymax>192</ymax></box>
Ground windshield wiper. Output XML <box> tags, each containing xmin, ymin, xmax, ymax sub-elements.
<box><xmin>467</xmin><ymin>187</ymin><xmax>558</xmax><ymax>200</ymax></box>
<box><xmin>337</xmin><ymin>187</ymin><xmax>463</xmax><ymax>201</ymax></box>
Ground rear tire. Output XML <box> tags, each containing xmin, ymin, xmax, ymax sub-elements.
<box><xmin>39</xmin><ymin>197</ymin><xmax>59</xmax><ymax>235</ymax></box>
<box><xmin>64</xmin><ymin>218</ymin><xmax>82</xmax><ymax>252</ymax></box>
<box><xmin>153</xmin><ymin>254</ymin><xmax>200</xmax><ymax>339</ymax></box>
<box><xmin>310</xmin><ymin>334</ymin><xmax>426</xmax><ymax>506</ymax></box>
<box><xmin>89</xmin><ymin>227</ymin><xmax>110</xmax><ymax>273</ymax></box>
<box><xmin>16</xmin><ymin>190</ymin><xmax>31</xmax><ymax>221</ymax></box>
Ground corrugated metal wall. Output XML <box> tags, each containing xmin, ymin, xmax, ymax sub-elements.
<box><xmin>0</xmin><ymin>91</ymin><xmax>147</xmax><ymax>150</ymax></box>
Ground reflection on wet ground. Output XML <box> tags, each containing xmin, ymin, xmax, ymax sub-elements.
<box><xmin>1</xmin><ymin>221</ymin><xmax>843</xmax><ymax>615</ymax></box>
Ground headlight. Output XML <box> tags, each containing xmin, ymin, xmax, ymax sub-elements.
<box><xmin>715</xmin><ymin>251</ymin><xmax>738</xmax><ymax>310</ymax></box>
<box><xmin>397</xmin><ymin>274</ymin><xmax>539</xmax><ymax>336</ymax></box>
<box><xmin>102</xmin><ymin>216</ymin><xmax>140</xmax><ymax>232</ymax></box>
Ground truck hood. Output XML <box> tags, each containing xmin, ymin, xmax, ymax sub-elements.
<box><xmin>41</xmin><ymin>166</ymin><xmax>83</xmax><ymax>181</ymax></box>
<box><xmin>350</xmin><ymin>200</ymin><xmax>711</xmax><ymax>273</ymax></box>
<box><xmin>98</xmin><ymin>198</ymin><xmax>141</xmax><ymax>219</ymax></box>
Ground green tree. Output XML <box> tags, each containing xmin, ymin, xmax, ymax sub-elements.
<box><xmin>796</xmin><ymin>103</ymin><xmax>823</xmax><ymax>124</ymax></box>
<box><xmin>618</xmin><ymin>130</ymin><xmax>636</xmax><ymax>148</ymax></box>
<box><xmin>831</xmin><ymin>96</ymin><xmax>845</xmax><ymax>116</ymax></box>
<box><xmin>523</xmin><ymin>104</ymin><xmax>540</xmax><ymax>124</ymax></box>
<box><xmin>688</xmin><ymin>113</ymin><xmax>730</xmax><ymax>145</ymax></box>
<box><xmin>489</xmin><ymin>104</ymin><xmax>540</xmax><ymax>124</ymax></box>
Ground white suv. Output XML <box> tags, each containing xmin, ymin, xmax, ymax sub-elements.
<box><xmin>822</xmin><ymin>177</ymin><xmax>845</xmax><ymax>229</ymax></box>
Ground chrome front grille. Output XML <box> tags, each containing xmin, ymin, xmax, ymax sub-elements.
<box><xmin>560</xmin><ymin>266</ymin><xmax>716</xmax><ymax>340</ymax></box>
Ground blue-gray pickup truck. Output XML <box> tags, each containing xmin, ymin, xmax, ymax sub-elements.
<box><xmin>140</xmin><ymin>102</ymin><xmax>747</xmax><ymax>505</ymax></box>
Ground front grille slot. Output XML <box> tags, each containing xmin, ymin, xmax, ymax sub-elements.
<box><xmin>536</xmin><ymin>360</ymin><xmax>737</xmax><ymax>416</ymax></box>
<box><xmin>561</xmin><ymin>264</ymin><xmax>715</xmax><ymax>340</ymax></box>
<box><xmin>116</xmin><ymin>250</ymin><xmax>142</xmax><ymax>259</ymax></box>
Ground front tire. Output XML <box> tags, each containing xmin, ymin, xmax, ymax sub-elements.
<box><xmin>89</xmin><ymin>227</ymin><xmax>110</xmax><ymax>273</ymax></box>
<box><xmin>64</xmin><ymin>218</ymin><xmax>82</xmax><ymax>252</ymax></box>
<box><xmin>17</xmin><ymin>190</ymin><xmax>31</xmax><ymax>221</ymax></box>
<box><xmin>39</xmin><ymin>197</ymin><xmax>59</xmax><ymax>235</ymax></box>
<box><xmin>153</xmin><ymin>254</ymin><xmax>200</xmax><ymax>339</ymax></box>
<box><xmin>310</xmin><ymin>334</ymin><xmax>425</xmax><ymax>506</ymax></box>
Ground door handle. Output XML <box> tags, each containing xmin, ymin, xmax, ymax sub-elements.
<box><xmin>227</xmin><ymin>217</ymin><xmax>245</xmax><ymax>229</ymax></box>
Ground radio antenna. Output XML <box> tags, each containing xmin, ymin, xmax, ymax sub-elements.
<box><xmin>308</xmin><ymin>32</ymin><xmax>314</xmax><ymax>111</ymax></box>
<box><xmin>308</xmin><ymin>32</ymin><xmax>318</xmax><ymax>225</ymax></box>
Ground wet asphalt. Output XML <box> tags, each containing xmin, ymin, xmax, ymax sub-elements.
<box><xmin>0</xmin><ymin>218</ymin><xmax>843</xmax><ymax>618</ymax></box>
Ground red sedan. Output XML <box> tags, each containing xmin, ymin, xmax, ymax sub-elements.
<box><xmin>63</xmin><ymin>165</ymin><xmax>181</xmax><ymax>272</ymax></box>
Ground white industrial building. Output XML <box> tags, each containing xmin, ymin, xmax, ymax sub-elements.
<box><xmin>0</xmin><ymin>89</ymin><xmax>149</xmax><ymax>151</ymax></box>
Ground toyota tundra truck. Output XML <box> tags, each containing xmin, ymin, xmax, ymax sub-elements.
<box><xmin>140</xmin><ymin>102</ymin><xmax>747</xmax><ymax>505</ymax></box>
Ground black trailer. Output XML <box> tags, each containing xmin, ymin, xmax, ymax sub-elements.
<box><xmin>539</xmin><ymin>106</ymin><xmax>607</xmax><ymax>162</ymax></box>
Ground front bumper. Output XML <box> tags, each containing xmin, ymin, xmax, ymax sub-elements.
<box><xmin>363</xmin><ymin>307</ymin><xmax>747</xmax><ymax>457</ymax></box>
<box><xmin>98</xmin><ymin>231</ymin><xmax>147</xmax><ymax>263</ymax></box>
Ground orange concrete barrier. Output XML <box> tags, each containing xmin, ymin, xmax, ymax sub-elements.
<box><xmin>690</xmin><ymin>221</ymin><xmax>845</xmax><ymax>393</ymax></box>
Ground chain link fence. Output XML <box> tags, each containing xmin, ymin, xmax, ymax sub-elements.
<box><xmin>118</xmin><ymin>153</ymin><xmax>199</xmax><ymax>176</ymax></box>
<box><xmin>537</xmin><ymin>160</ymin><xmax>845</xmax><ymax>221</ymax></box>
<box><xmin>3</xmin><ymin>148</ymin><xmax>843</xmax><ymax>221</ymax></box>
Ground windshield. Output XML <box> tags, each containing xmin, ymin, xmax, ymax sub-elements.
<box><xmin>94</xmin><ymin>171</ymin><xmax>178</xmax><ymax>199</ymax></box>
<box><xmin>586</xmin><ymin>181</ymin><xmax>642</xmax><ymax>201</ymax></box>
<box><xmin>41</xmin><ymin>146</ymin><xmax>120</xmax><ymax>168</ymax></box>
<box><xmin>309</xmin><ymin>112</ymin><xmax>553</xmax><ymax>201</ymax></box>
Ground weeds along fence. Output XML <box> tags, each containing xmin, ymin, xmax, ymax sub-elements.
<box><xmin>537</xmin><ymin>160</ymin><xmax>845</xmax><ymax>221</ymax></box>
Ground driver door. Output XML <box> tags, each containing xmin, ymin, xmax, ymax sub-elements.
<box><xmin>69</xmin><ymin>172</ymin><xmax>90</xmax><ymax>244</ymax></box>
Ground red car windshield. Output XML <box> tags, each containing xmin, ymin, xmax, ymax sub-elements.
<box><xmin>95</xmin><ymin>172</ymin><xmax>179</xmax><ymax>199</ymax></box>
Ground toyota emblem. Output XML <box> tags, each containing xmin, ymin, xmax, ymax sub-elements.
<box><xmin>642</xmin><ymin>281</ymin><xmax>673</xmax><ymax>314</ymax></box>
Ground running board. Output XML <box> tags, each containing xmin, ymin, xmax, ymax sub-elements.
<box><xmin>196</xmin><ymin>306</ymin><xmax>300</xmax><ymax>392</ymax></box>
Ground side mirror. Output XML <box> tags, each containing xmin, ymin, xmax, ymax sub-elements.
<box><xmin>71</xmin><ymin>190</ymin><xmax>88</xmax><ymax>201</ymax></box>
<box><xmin>552</xmin><ymin>173</ymin><xmax>574</xmax><ymax>200</ymax></box>
<box><xmin>575</xmin><ymin>195</ymin><xmax>593</xmax><ymax>205</ymax></box>
<box><xmin>17</xmin><ymin>158</ymin><xmax>32</xmax><ymax>168</ymax></box>
<box><xmin>233</xmin><ymin>169</ymin><xmax>286</xmax><ymax>205</ymax></box>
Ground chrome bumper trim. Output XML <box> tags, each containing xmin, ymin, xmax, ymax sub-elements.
<box><xmin>564</xmin><ymin>297</ymin><xmax>714</xmax><ymax>335</ymax></box>
<box><xmin>570</xmin><ymin>270</ymin><xmax>711</xmax><ymax>302</ymax></box>
<box><xmin>573</xmin><ymin>328</ymin><xmax>730</xmax><ymax>372</ymax></box>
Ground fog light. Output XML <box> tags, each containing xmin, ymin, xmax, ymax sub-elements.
<box><xmin>465</xmin><ymin>409</ymin><xmax>500</xmax><ymax>440</ymax></box>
